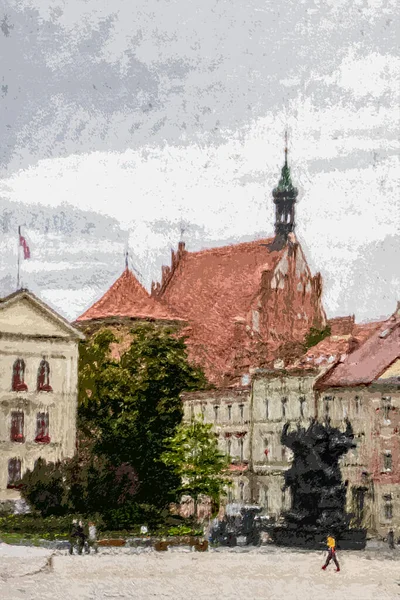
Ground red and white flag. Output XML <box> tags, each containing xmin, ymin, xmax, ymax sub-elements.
<box><xmin>19</xmin><ymin>226</ymin><xmax>31</xmax><ymax>259</ymax></box>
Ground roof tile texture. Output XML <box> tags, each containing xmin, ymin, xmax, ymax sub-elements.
<box><xmin>77</xmin><ymin>268</ymin><xmax>180</xmax><ymax>323</ymax></box>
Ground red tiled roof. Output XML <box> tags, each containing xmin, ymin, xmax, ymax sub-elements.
<box><xmin>156</xmin><ymin>238</ymin><xmax>285</xmax><ymax>383</ymax></box>
<box><xmin>353</xmin><ymin>320</ymin><xmax>384</xmax><ymax>343</ymax></box>
<box><xmin>76</xmin><ymin>268</ymin><xmax>181</xmax><ymax>323</ymax></box>
<box><xmin>317</xmin><ymin>315</ymin><xmax>400</xmax><ymax>389</ymax></box>
<box><xmin>297</xmin><ymin>317</ymin><xmax>384</xmax><ymax>369</ymax></box>
<box><xmin>327</xmin><ymin>316</ymin><xmax>355</xmax><ymax>336</ymax></box>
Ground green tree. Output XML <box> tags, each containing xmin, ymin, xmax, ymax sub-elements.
<box><xmin>78</xmin><ymin>323</ymin><xmax>209</xmax><ymax>511</ymax></box>
<box><xmin>22</xmin><ymin>325</ymin><xmax>209</xmax><ymax>524</ymax></box>
<box><xmin>161</xmin><ymin>416</ymin><xmax>231</xmax><ymax>519</ymax></box>
<box><xmin>21</xmin><ymin>458</ymin><xmax>67</xmax><ymax>517</ymax></box>
<box><xmin>304</xmin><ymin>325</ymin><xmax>331</xmax><ymax>350</ymax></box>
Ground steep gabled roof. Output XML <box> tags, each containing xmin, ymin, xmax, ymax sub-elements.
<box><xmin>155</xmin><ymin>237</ymin><xmax>286</xmax><ymax>382</ymax></box>
<box><xmin>76</xmin><ymin>268</ymin><xmax>181</xmax><ymax>323</ymax></box>
<box><xmin>316</xmin><ymin>314</ymin><xmax>400</xmax><ymax>389</ymax></box>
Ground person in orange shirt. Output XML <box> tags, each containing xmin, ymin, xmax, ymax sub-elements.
<box><xmin>322</xmin><ymin>534</ymin><xmax>340</xmax><ymax>572</ymax></box>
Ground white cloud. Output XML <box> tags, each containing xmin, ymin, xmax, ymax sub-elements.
<box><xmin>326</xmin><ymin>51</ymin><xmax>400</xmax><ymax>99</ymax></box>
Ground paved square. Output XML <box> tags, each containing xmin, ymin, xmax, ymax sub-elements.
<box><xmin>0</xmin><ymin>546</ymin><xmax>399</xmax><ymax>599</ymax></box>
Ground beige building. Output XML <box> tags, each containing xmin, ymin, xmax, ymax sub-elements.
<box><xmin>182</xmin><ymin>310</ymin><xmax>400</xmax><ymax>537</ymax></box>
<box><xmin>182</xmin><ymin>367</ymin><xmax>317</xmax><ymax>518</ymax></box>
<box><xmin>316</xmin><ymin>307</ymin><xmax>400</xmax><ymax>538</ymax></box>
<box><xmin>0</xmin><ymin>290</ymin><xmax>84</xmax><ymax>502</ymax></box>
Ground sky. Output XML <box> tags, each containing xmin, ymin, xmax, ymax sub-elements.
<box><xmin>0</xmin><ymin>0</ymin><xmax>399</xmax><ymax>322</ymax></box>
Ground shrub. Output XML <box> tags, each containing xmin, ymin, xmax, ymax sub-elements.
<box><xmin>103</xmin><ymin>503</ymin><xmax>163</xmax><ymax>531</ymax></box>
<box><xmin>20</xmin><ymin>459</ymin><xmax>68</xmax><ymax>517</ymax></box>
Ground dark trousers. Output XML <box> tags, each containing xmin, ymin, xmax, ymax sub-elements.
<box><xmin>323</xmin><ymin>548</ymin><xmax>340</xmax><ymax>569</ymax></box>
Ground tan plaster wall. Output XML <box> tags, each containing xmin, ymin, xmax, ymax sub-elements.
<box><xmin>0</xmin><ymin>299</ymin><xmax>79</xmax><ymax>501</ymax></box>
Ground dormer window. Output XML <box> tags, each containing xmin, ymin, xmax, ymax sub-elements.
<box><xmin>37</xmin><ymin>360</ymin><xmax>52</xmax><ymax>392</ymax></box>
<box><xmin>12</xmin><ymin>359</ymin><xmax>27</xmax><ymax>392</ymax></box>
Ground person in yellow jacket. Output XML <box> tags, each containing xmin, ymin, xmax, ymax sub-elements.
<box><xmin>321</xmin><ymin>534</ymin><xmax>340</xmax><ymax>572</ymax></box>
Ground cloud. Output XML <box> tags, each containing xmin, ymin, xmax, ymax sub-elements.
<box><xmin>326</xmin><ymin>51</ymin><xmax>400</xmax><ymax>99</ymax></box>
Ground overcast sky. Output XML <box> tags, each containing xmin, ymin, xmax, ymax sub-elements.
<box><xmin>0</xmin><ymin>0</ymin><xmax>399</xmax><ymax>322</ymax></box>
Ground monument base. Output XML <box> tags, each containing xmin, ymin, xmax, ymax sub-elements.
<box><xmin>271</xmin><ymin>525</ymin><xmax>367</xmax><ymax>550</ymax></box>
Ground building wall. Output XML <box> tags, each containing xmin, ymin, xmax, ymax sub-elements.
<box><xmin>182</xmin><ymin>371</ymin><xmax>317</xmax><ymax>518</ymax></box>
<box><xmin>316</xmin><ymin>385</ymin><xmax>400</xmax><ymax>538</ymax></box>
<box><xmin>0</xmin><ymin>305</ymin><xmax>80</xmax><ymax>501</ymax></box>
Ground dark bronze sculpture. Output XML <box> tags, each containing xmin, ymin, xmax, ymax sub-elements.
<box><xmin>274</xmin><ymin>417</ymin><xmax>366</xmax><ymax>549</ymax></box>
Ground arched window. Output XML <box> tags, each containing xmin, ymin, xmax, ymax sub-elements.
<box><xmin>10</xmin><ymin>411</ymin><xmax>24</xmax><ymax>442</ymax></box>
<box><xmin>37</xmin><ymin>360</ymin><xmax>52</xmax><ymax>392</ymax></box>
<box><xmin>12</xmin><ymin>359</ymin><xmax>27</xmax><ymax>392</ymax></box>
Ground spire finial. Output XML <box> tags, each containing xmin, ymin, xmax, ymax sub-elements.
<box><xmin>284</xmin><ymin>130</ymin><xmax>288</xmax><ymax>166</ymax></box>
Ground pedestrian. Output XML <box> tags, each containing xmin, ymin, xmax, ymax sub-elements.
<box><xmin>88</xmin><ymin>521</ymin><xmax>98</xmax><ymax>554</ymax></box>
<box><xmin>387</xmin><ymin>529</ymin><xmax>395</xmax><ymax>550</ymax></box>
<box><xmin>69</xmin><ymin>519</ymin><xmax>79</xmax><ymax>555</ymax></box>
<box><xmin>321</xmin><ymin>533</ymin><xmax>340</xmax><ymax>572</ymax></box>
<box><xmin>76</xmin><ymin>520</ymin><xmax>86</xmax><ymax>555</ymax></box>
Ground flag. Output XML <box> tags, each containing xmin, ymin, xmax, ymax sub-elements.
<box><xmin>19</xmin><ymin>227</ymin><xmax>30</xmax><ymax>259</ymax></box>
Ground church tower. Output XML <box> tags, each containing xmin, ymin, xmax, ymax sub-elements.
<box><xmin>272</xmin><ymin>134</ymin><xmax>298</xmax><ymax>246</ymax></box>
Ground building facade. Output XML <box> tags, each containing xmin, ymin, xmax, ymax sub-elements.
<box><xmin>182</xmin><ymin>308</ymin><xmax>400</xmax><ymax>538</ymax></box>
<box><xmin>0</xmin><ymin>290</ymin><xmax>84</xmax><ymax>501</ymax></box>
<box><xmin>316</xmin><ymin>308</ymin><xmax>400</xmax><ymax>537</ymax></box>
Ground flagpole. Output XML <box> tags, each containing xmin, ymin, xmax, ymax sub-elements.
<box><xmin>17</xmin><ymin>226</ymin><xmax>21</xmax><ymax>290</ymax></box>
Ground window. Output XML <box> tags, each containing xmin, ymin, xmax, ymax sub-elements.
<box><xmin>382</xmin><ymin>397</ymin><xmax>391</xmax><ymax>422</ymax></box>
<box><xmin>239</xmin><ymin>438</ymin><xmax>244</xmax><ymax>462</ymax></box>
<box><xmin>190</xmin><ymin>404</ymin><xmax>194</xmax><ymax>419</ymax></box>
<box><xmin>201</xmin><ymin>404</ymin><xmax>205</xmax><ymax>417</ymax></box>
<box><xmin>264</xmin><ymin>438</ymin><xmax>269</xmax><ymax>459</ymax></box>
<box><xmin>299</xmin><ymin>397</ymin><xmax>306</xmax><ymax>418</ymax></box>
<box><xmin>383</xmin><ymin>494</ymin><xmax>393</xmax><ymax>520</ymax></box>
<box><xmin>35</xmin><ymin>413</ymin><xmax>50</xmax><ymax>444</ymax></box>
<box><xmin>239</xmin><ymin>481</ymin><xmax>244</xmax><ymax>502</ymax></box>
<box><xmin>227</xmin><ymin>405</ymin><xmax>232</xmax><ymax>421</ymax></box>
<box><xmin>10</xmin><ymin>412</ymin><xmax>24</xmax><ymax>443</ymax></box>
<box><xmin>281</xmin><ymin>397</ymin><xmax>287</xmax><ymax>419</ymax></box>
<box><xmin>7</xmin><ymin>458</ymin><xmax>22</xmax><ymax>488</ymax></box>
<box><xmin>355</xmin><ymin>396</ymin><xmax>361</xmax><ymax>415</ymax></box>
<box><xmin>37</xmin><ymin>360</ymin><xmax>52</xmax><ymax>392</ymax></box>
<box><xmin>213</xmin><ymin>405</ymin><xmax>219</xmax><ymax>422</ymax></box>
<box><xmin>239</xmin><ymin>404</ymin><xmax>244</xmax><ymax>422</ymax></box>
<box><xmin>227</xmin><ymin>438</ymin><xmax>232</xmax><ymax>456</ymax></box>
<box><xmin>281</xmin><ymin>488</ymin><xmax>286</xmax><ymax>510</ymax></box>
<box><xmin>259</xmin><ymin>487</ymin><xmax>268</xmax><ymax>509</ymax></box>
<box><xmin>383</xmin><ymin>452</ymin><xmax>392</xmax><ymax>472</ymax></box>
<box><xmin>324</xmin><ymin>396</ymin><xmax>333</xmax><ymax>417</ymax></box>
<box><xmin>281</xmin><ymin>445</ymin><xmax>286</xmax><ymax>461</ymax></box>
<box><xmin>265</xmin><ymin>398</ymin><xmax>269</xmax><ymax>420</ymax></box>
<box><xmin>227</xmin><ymin>489</ymin><xmax>233</xmax><ymax>503</ymax></box>
<box><xmin>12</xmin><ymin>359</ymin><xmax>27</xmax><ymax>392</ymax></box>
<box><xmin>241</xmin><ymin>374</ymin><xmax>250</xmax><ymax>386</ymax></box>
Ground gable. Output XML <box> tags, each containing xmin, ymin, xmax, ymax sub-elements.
<box><xmin>378</xmin><ymin>358</ymin><xmax>400</xmax><ymax>381</ymax></box>
<box><xmin>0</xmin><ymin>297</ymin><xmax>76</xmax><ymax>339</ymax></box>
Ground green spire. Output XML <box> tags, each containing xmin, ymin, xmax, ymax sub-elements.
<box><xmin>273</xmin><ymin>132</ymin><xmax>298</xmax><ymax>197</ymax></box>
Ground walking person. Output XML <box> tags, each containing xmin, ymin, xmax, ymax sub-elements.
<box><xmin>387</xmin><ymin>529</ymin><xmax>395</xmax><ymax>550</ymax></box>
<box><xmin>76</xmin><ymin>520</ymin><xmax>86</xmax><ymax>555</ymax></box>
<box><xmin>69</xmin><ymin>519</ymin><xmax>79</xmax><ymax>555</ymax></box>
<box><xmin>322</xmin><ymin>533</ymin><xmax>340</xmax><ymax>572</ymax></box>
<box><xmin>88</xmin><ymin>521</ymin><xmax>98</xmax><ymax>554</ymax></box>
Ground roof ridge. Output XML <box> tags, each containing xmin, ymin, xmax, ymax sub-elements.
<box><xmin>186</xmin><ymin>237</ymin><xmax>276</xmax><ymax>257</ymax></box>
